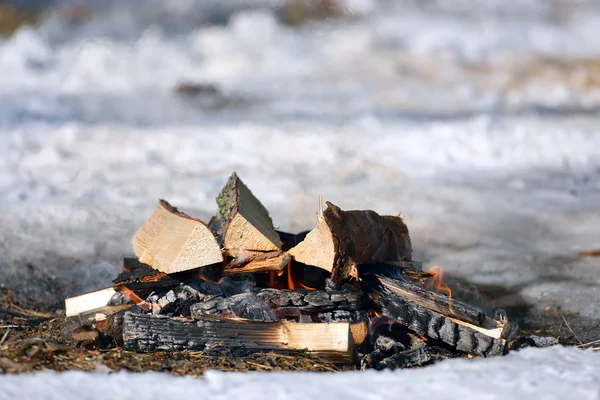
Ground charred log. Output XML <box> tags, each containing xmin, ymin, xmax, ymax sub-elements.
<box><xmin>122</xmin><ymin>312</ymin><xmax>356</xmax><ymax>364</ymax></box>
<box><xmin>372</xmin><ymin>289</ymin><xmax>508</xmax><ymax>357</ymax></box>
<box><xmin>375</xmin><ymin>275</ymin><xmax>485</xmax><ymax>326</ymax></box>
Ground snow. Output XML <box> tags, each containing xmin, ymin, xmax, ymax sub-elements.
<box><xmin>1</xmin><ymin>346</ymin><xmax>599</xmax><ymax>400</ymax></box>
<box><xmin>1</xmin><ymin>0</ymin><xmax>600</xmax><ymax>395</ymax></box>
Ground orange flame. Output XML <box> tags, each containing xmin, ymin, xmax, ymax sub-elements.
<box><xmin>427</xmin><ymin>265</ymin><xmax>456</xmax><ymax>314</ymax></box>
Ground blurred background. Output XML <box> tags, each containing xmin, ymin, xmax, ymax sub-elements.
<box><xmin>0</xmin><ymin>0</ymin><xmax>599</xmax><ymax>338</ymax></box>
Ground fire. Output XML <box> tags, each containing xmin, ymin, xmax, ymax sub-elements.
<box><xmin>267</xmin><ymin>263</ymin><xmax>316</xmax><ymax>290</ymax></box>
<box><xmin>427</xmin><ymin>265</ymin><xmax>455</xmax><ymax>314</ymax></box>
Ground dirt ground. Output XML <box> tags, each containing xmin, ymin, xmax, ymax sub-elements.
<box><xmin>1</xmin><ymin>287</ymin><xmax>598</xmax><ymax>375</ymax></box>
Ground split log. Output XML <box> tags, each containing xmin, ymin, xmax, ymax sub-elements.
<box><xmin>122</xmin><ymin>312</ymin><xmax>356</xmax><ymax>364</ymax></box>
<box><xmin>376</xmin><ymin>275</ymin><xmax>485</xmax><ymax>326</ymax></box>
<box><xmin>211</xmin><ymin>172</ymin><xmax>283</xmax><ymax>252</ymax></box>
<box><xmin>223</xmin><ymin>251</ymin><xmax>291</xmax><ymax>275</ymax></box>
<box><xmin>131</xmin><ymin>199</ymin><xmax>223</xmax><ymax>274</ymax></box>
<box><xmin>371</xmin><ymin>289</ymin><xmax>509</xmax><ymax>357</ymax></box>
<box><xmin>288</xmin><ymin>202</ymin><xmax>412</xmax><ymax>283</ymax></box>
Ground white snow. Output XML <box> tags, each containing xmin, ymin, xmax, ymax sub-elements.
<box><xmin>1</xmin><ymin>0</ymin><xmax>600</xmax><ymax>395</ymax></box>
<box><xmin>1</xmin><ymin>346</ymin><xmax>599</xmax><ymax>400</ymax></box>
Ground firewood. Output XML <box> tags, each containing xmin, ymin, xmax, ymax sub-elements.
<box><xmin>288</xmin><ymin>202</ymin><xmax>412</xmax><ymax>283</ymax></box>
<box><xmin>131</xmin><ymin>200</ymin><xmax>223</xmax><ymax>274</ymax></box>
<box><xmin>122</xmin><ymin>312</ymin><xmax>356</xmax><ymax>364</ymax></box>
<box><xmin>212</xmin><ymin>172</ymin><xmax>283</xmax><ymax>252</ymax></box>
<box><xmin>223</xmin><ymin>251</ymin><xmax>291</xmax><ymax>275</ymax></box>
<box><xmin>65</xmin><ymin>287</ymin><xmax>118</xmax><ymax>318</ymax></box>
<box><xmin>376</xmin><ymin>275</ymin><xmax>485</xmax><ymax>326</ymax></box>
<box><xmin>371</xmin><ymin>289</ymin><xmax>509</xmax><ymax>357</ymax></box>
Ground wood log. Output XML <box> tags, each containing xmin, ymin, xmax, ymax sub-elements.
<box><xmin>212</xmin><ymin>172</ymin><xmax>283</xmax><ymax>252</ymax></box>
<box><xmin>122</xmin><ymin>312</ymin><xmax>356</xmax><ymax>364</ymax></box>
<box><xmin>288</xmin><ymin>202</ymin><xmax>412</xmax><ymax>283</ymax></box>
<box><xmin>371</xmin><ymin>289</ymin><xmax>508</xmax><ymax>357</ymax></box>
<box><xmin>131</xmin><ymin>200</ymin><xmax>223</xmax><ymax>274</ymax></box>
<box><xmin>376</xmin><ymin>275</ymin><xmax>485</xmax><ymax>326</ymax></box>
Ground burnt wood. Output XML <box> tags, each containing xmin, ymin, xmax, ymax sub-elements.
<box><xmin>372</xmin><ymin>289</ymin><xmax>507</xmax><ymax>357</ymax></box>
<box><xmin>188</xmin><ymin>288</ymin><xmax>366</xmax><ymax>324</ymax></box>
<box><xmin>113</xmin><ymin>258</ymin><xmax>180</xmax><ymax>291</ymax></box>
<box><xmin>122</xmin><ymin>312</ymin><xmax>355</xmax><ymax>364</ymax></box>
<box><xmin>376</xmin><ymin>275</ymin><xmax>485</xmax><ymax>326</ymax></box>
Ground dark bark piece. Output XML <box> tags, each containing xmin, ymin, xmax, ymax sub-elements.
<box><xmin>372</xmin><ymin>289</ymin><xmax>507</xmax><ymax>357</ymax></box>
<box><xmin>122</xmin><ymin>312</ymin><xmax>355</xmax><ymax>364</ymax></box>
<box><xmin>276</xmin><ymin>230</ymin><xmax>310</xmax><ymax>251</ymax></box>
<box><xmin>113</xmin><ymin>258</ymin><xmax>180</xmax><ymax>291</ymax></box>
<box><xmin>288</xmin><ymin>202</ymin><xmax>412</xmax><ymax>283</ymax></box>
<box><xmin>376</xmin><ymin>275</ymin><xmax>485</xmax><ymax>326</ymax></box>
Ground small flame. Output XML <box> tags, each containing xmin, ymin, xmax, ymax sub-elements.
<box><xmin>427</xmin><ymin>265</ymin><xmax>455</xmax><ymax>314</ymax></box>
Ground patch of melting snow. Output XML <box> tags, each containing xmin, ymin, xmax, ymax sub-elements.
<box><xmin>0</xmin><ymin>347</ymin><xmax>599</xmax><ymax>400</ymax></box>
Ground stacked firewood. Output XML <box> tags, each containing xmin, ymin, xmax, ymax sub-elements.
<box><xmin>66</xmin><ymin>173</ymin><xmax>513</xmax><ymax>369</ymax></box>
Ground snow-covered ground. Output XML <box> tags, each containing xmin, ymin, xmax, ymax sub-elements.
<box><xmin>2</xmin><ymin>346</ymin><xmax>600</xmax><ymax>400</ymax></box>
<box><xmin>1</xmin><ymin>0</ymin><xmax>599</xmax><ymax>397</ymax></box>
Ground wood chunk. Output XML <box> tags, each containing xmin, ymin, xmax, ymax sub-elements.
<box><xmin>376</xmin><ymin>275</ymin><xmax>485</xmax><ymax>326</ymax></box>
<box><xmin>122</xmin><ymin>312</ymin><xmax>355</xmax><ymax>364</ymax></box>
<box><xmin>131</xmin><ymin>200</ymin><xmax>223</xmax><ymax>274</ymax></box>
<box><xmin>65</xmin><ymin>287</ymin><xmax>117</xmax><ymax>318</ymax></box>
<box><xmin>213</xmin><ymin>172</ymin><xmax>283</xmax><ymax>252</ymax></box>
<box><xmin>224</xmin><ymin>251</ymin><xmax>291</xmax><ymax>275</ymax></box>
<box><xmin>372</xmin><ymin>289</ymin><xmax>508</xmax><ymax>357</ymax></box>
<box><xmin>288</xmin><ymin>202</ymin><xmax>412</xmax><ymax>283</ymax></box>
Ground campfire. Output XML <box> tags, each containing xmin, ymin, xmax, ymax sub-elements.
<box><xmin>65</xmin><ymin>173</ymin><xmax>514</xmax><ymax>369</ymax></box>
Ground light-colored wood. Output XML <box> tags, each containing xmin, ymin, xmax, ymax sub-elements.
<box><xmin>224</xmin><ymin>251</ymin><xmax>291</xmax><ymax>275</ymax></box>
<box><xmin>215</xmin><ymin>173</ymin><xmax>283</xmax><ymax>252</ymax></box>
<box><xmin>350</xmin><ymin>321</ymin><xmax>368</xmax><ymax>345</ymax></box>
<box><xmin>65</xmin><ymin>287</ymin><xmax>116</xmax><ymax>317</ymax></box>
<box><xmin>287</xmin><ymin>202</ymin><xmax>412</xmax><ymax>283</ymax></box>
<box><xmin>448</xmin><ymin>315</ymin><xmax>510</xmax><ymax>340</ymax></box>
<box><xmin>287</xmin><ymin>218</ymin><xmax>336</xmax><ymax>272</ymax></box>
<box><xmin>131</xmin><ymin>200</ymin><xmax>223</xmax><ymax>274</ymax></box>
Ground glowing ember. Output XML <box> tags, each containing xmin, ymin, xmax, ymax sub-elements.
<box><xmin>427</xmin><ymin>265</ymin><xmax>455</xmax><ymax>314</ymax></box>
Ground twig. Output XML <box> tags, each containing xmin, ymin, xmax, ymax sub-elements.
<box><xmin>0</xmin><ymin>325</ymin><xmax>22</xmax><ymax>329</ymax></box>
<box><xmin>562</xmin><ymin>316</ymin><xmax>582</xmax><ymax>344</ymax></box>
<box><xmin>0</xmin><ymin>328</ymin><xmax>10</xmax><ymax>345</ymax></box>
<box><xmin>246</xmin><ymin>361</ymin><xmax>272</xmax><ymax>370</ymax></box>
<box><xmin>578</xmin><ymin>338</ymin><xmax>600</xmax><ymax>348</ymax></box>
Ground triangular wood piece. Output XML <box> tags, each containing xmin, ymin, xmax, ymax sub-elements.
<box><xmin>288</xmin><ymin>201</ymin><xmax>412</xmax><ymax>283</ymax></box>
<box><xmin>212</xmin><ymin>172</ymin><xmax>283</xmax><ymax>252</ymax></box>
<box><xmin>132</xmin><ymin>200</ymin><xmax>223</xmax><ymax>274</ymax></box>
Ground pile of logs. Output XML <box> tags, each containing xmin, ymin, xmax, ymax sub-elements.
<box><xmin>66</xmin><ymin>173</ymin><xmax>513</xmax><ymax>369</ymax></box>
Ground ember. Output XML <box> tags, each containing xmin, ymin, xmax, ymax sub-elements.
<box><xmin>65</xmin><ymin>172</ymin><xmax>514</xmax><ymax>370</ymax></box>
